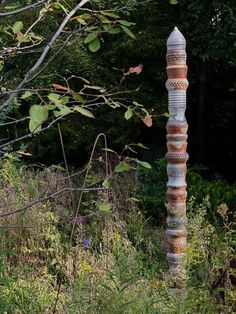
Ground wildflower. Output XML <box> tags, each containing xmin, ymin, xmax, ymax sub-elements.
<box><xmin>82</xmin><ymin>237</ymin><xmax>90</xmax><ymax>248</ymax></box>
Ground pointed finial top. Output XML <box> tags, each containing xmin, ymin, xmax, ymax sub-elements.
<box><xmin>167</xmin><ymin>26</ymin><xmax>186</xmax><ymax>50</ymax></box>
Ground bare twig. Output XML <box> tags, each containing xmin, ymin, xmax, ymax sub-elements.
<box><xmin>58</xmin><ymin>123</ymin><xmax>76</xmax><ymax>210</ymax></box>
<box><xmin>0</xmin><ymin>117</ymin><xmax>28</xmax><ymax>126</ymax></box>
<box><xmin>0</xmin><ymin>115</ymin><xmax>66</xmax><ymax>150</ymax></box>
<box><xmin>0</xmin><ymin>212</ymin><xmax>99</xmax><ymax>229</ymax></box>
<box><xmin>0</xmin><ymin>184</ymin><xmax>106</xmax><ymax>218</ymax></box>
<box><xmin>52</xmin><ymin>133</ymin><xmax>109</xmax><ymax>313</ymax></box>
<box><xmin>69</xmin><ymin>133</ymin><xmax>108</xmax><ymax>242</ymax></box>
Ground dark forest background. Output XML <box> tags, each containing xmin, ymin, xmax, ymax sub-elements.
<box><xmin>1</xmin><ymin>0</ymin><xmax>236</xmax><ymax>182</ymax></box>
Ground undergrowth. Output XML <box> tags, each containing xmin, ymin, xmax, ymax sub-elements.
<box><xmin>0</xmin><ymin>157</ymin><xmax>235</xmax><ymax>313</ymax></box>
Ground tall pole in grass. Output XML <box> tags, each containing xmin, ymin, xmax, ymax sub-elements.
<box><xmin>165</xmin><ymin>27</ymin><xmax>188</xmax><ymax>293</ymax></box>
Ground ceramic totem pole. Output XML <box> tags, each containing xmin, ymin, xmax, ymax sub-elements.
<box><xmin>165</xmin><ymin>27</ymin><xmax>188</xmax><ymax>291</ymax></box>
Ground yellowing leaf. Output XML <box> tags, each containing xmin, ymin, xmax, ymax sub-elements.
<box><xmin>76</xmin><ymin>17</ymin><xmax>87</xmax><ymax>25</ymax></box>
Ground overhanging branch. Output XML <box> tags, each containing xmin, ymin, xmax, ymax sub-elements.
<box><xmin>0</xmin><ymin>0</ymin><xmax>47</xmax><ymax>16</ymax></box>
<box><xmin>0</xmin><ymin>0</ymin><xmax>90</xmax><ymax>112</ymax></box>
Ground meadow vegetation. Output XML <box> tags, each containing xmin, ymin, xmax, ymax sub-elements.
<box><xmin>0</xmin><ymin>155</ymin><xmax>235</xmax><ymax>313</ymax></box>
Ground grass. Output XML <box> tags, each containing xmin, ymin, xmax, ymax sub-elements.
<box><xmin>0</xmin><ymin>157</ymin><xmax>235</xmax><ymax>313</ymax></box>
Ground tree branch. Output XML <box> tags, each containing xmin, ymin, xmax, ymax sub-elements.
<box><xmin>0</xmin><ymin>0</ymin><xmax>47</xmax><ymax>16</ymax></box>
<box><xmin>0</xmin><ymin>185</ymin><xmax>106</xmax><ymax>218</ymax></box>
<box><xmin>0</xmin><ymin>0</ymin><xmax>90</xmax><ymax>112</ymax></box>
<box><xmin>0</xmin><ymin>115</ymin><xmax>66</xmax><ymax>150</ymax></box>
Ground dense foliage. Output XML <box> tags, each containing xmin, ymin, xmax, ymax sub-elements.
<box><xmin>0</xmin><ymin>0</ymin><xmax>235</xmax><ymax>180</ymax></box>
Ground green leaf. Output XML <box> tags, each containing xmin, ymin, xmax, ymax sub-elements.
<box><xmin>12</xmin><ymin>21</ymin><xmax>23</xmax><ymax>34</ymax></box>
<box><xmin>29</xmin><ymin>105</ymin><xmax>48</xmax><ymax>124</ymax></box>
<box><xmin>136</xmin><ymin>160</ymin><xmax>152</xmax><ymax>169</ymax></box>
<box><xmin>53</xmin><ymin>107</ymin><xmax>71</xmax><ymax>117</ymax></box>
<box><xmin>99</xmin><ymin>16</ymin><xmax>112</xmax><ymax>24</ymax></box>
<box><xmin>115</xmin><ymin>162</ymin><xmax>131</xmax><ymax>173</ymax></box>
<box><xmin>118</xmin><ymin>20</ymin><xmax>135</xmax><ymax>27</ymax></box>
<box><xmin>59</xmin><ymin>107</ymin><xmax>71</xmax><ymax>115</ymax></box>
<box><xmin>101</xmin><ymin>11</ymin><xmax>120</xmax><ymax>19</ymax></box>
<box><xmin>121</xmin><ymin>26</ymin><xmax>135</xmax><ymax>39</ymax></box>
<box><xmin>21</xmin><ymin>91</ymin><xmax>33</xmax><ymax>99</ymax></box>
<box><xmin>84</xmin><ymin>26</ymin><xmax>97</xmax><ymax>31</ymax></box>
<box><xmin>61</xmin><ymin>96</ymin><xmax>70</xmax><ymax>105</ymax></box>
<box><xmin>88</xmin><ymin>38</ymin><xmax>101</xmax><ymax>52</ymax></box>
<box><xmin>28</xmin><ymin>32</ymin><xmax>43</xmax><ymax>41</ymax></box>
<box><xmin>170</xmin><ymin>0</ymin><xmax>178</xmax><ymax>4</ymax></box>
<box><xmin>46</xmin><ymin>104</ymin><xmax>56</xmax><ymax>110</ymax></box>
<box><xmin>84</xmin><ymin>32</ymin><xmax>97</xmax><ymax>44</ymax></box>
<box><xmin>103</xmin><ymin>25</ymin><xmax>121</xmax><ymax>34</ymax></box>
<box><xmin>99</xmin><ymin>202</ymin><xmax>112</xmax><ymax>212</ymax></box>
<box><xmin>27</xmin><ymin>182</ymin><xmax>38</xmax><ymax>198</ymax></box>
<box><xmin>72</xmin><ymin>92</ymin><xmax>86</xmax><ymax>104</ymax></box>
<box><xmin>108</xmin><ymin>27</ymin><xmax>121</xmax><ymax>34</ymax></box>
<box><xmin>48</xmin><ymin>93</ymin><xmax>61</xmax><ymax>105</ymax></box>
<box><xmin>16</xmin><ymin>33</ymin><xmax>30</xmax><ymax>43</ymax></box>
<box><xmin>102</xmin><ymin>178</ymin><xmax>110</xmax><ymax>188</ymax></box>
<box><xmin>29</xmin><ymin>119</ymin><xmax>41</xmax><ymax>133</ymax></box>
<box><xmin>74</xmin><ymin>106</ymin><xmax>95</xmax><ymax>118</ymax></box>
<box><xmin>124</xmin><ymin>107</ymin><xmax>133</xmax><ymax>120</ymax></box>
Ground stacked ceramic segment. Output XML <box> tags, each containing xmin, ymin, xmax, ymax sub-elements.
<box><xmin>165</xmin><ymin>27</ymin><xmax>188</xmax><ymax>290</ymax></box>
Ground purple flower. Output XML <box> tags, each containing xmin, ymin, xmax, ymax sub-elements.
<box><xmin>82</xmin><ymin>237</ymin><xmax>90</xmax><ymax>248</ymax></box>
